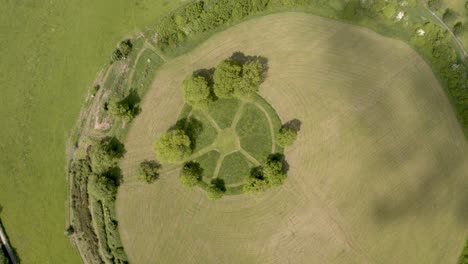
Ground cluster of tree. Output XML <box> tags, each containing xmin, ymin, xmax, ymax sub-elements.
<box><xmin>153</xmin><ymin>129</ymin><xmax>192</xmax><ymax>164</ymax></box>
<box><xmin>410</xmin><ymin>22</ymin><xmax>468</xmax><ymax>131</ymax></box>
<box><xmin>213</xmin><ymin>58</ymin><xmax>265</xmax><ymax>99</ymax></box>
<box><xmin>181</xmin><ymin>55</ymin><xmax>266</xmax><ymax>108</ymax></box>
<box><xmin>105</xmin><ymin>90</ymin><xmax>140</xmax><ymax>122</ymax></box>
<box><xmin>244</xmin><ymin>154</ymin><xmax>286</xmax><ymax>193</ymax></box>
<box><xmin>138</xmin><ymin>160</ymin><xmax>161</xmax><ymax>183</ymax></box>
<box><xmin>110</xmin><ymin>39</ymin><xmax>132</xmax><ymax>63</ymax></box>
<box><xmin>87</xmin><ymin>137</ymin><xmax>128</xmax><ymax>262</ymax></box>
<box><xmin>178</xmin><ymin>161</ymin><xmax>225</xmax><ymax>199</ymax></box>
<box><xmin>155</xmin><ymin>0</ymin><xmax>309</xmax><ymax>49</ymax></box>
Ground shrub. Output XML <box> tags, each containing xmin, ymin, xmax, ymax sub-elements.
<box><xmin>206</xmin><ymin>184</ymin><xmax>224</xmax><ymax>200</ymax></box>
<box><xmin>277</xmin><ymin>126</ymin><xmax>298</xmax><ymax>147</ymax></box>
<box><xmin>182</xmin><ymin>75</ymin><xmax>211</xmax><ymax>109</ymax></box>
<box><xmin>88</xmin><ymin>173</ymin><xmax>118</xmax><ymax>202</ymax></box>
<box><xmin>442</xmin><ymin>8</ymin><xmax>457</xmax><ymax>23</ymax></box>
<box><xmin>138</xmin><ymin>160</ymin><xmax>161</xmax><ymax>183</ymax></box>
<box><xmin>453</xmin><ymin>22</ymin><xmax>464</xmax><ymax>36</ymax></box>
<box><xmin>179</xmin><ymin>161</ymin><xmax>202</xmax><ymax>187</ymax></box>
<box><xmin>244</xmin><ymin>154</ymin><xmax>286</xmax><ymax>192</ymax></box>
<box><xmin>154</xmin><ymin>130</ymin><xmax>192</xmax><ymax>164</ymax></box>
<box><xmin>110</xmin><ymin>39</ymin><xmax>133</xmax><ymax>63</ymax></box>
<box><xmin>90</xmin><ymin>137</ymin><xmax>125</xmax><ymax>174</ymax></box>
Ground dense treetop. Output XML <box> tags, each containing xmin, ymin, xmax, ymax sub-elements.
<box><xmin>154</xmin><ymin>130</ymin><xmax>192</xmax><ymax>164</ymax></box>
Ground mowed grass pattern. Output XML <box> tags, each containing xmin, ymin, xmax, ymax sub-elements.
<box><xmin>117</xmin><ymin>13</ymin><xmax>468</xmax><ymax>264</ymax></box>
<box><xmin>207</xmin><ymin>98</ymin><xmax>240</xmax><ymax>129</ymax></box>
<box><xmin>218</xmin><ymin>151</ymin><xmax>252</xmax><ymax>186</ymax></box>
<box><xmin>236</xmin><ymin>103</ymin><xmax>272</xmax><ymax>163</ymax></box>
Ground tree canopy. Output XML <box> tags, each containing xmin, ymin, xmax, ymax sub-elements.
<box><xmin>179</xmin><ymin>161</ymin><xmax>203</xmax><ymax>187</ymax></box>
<box><xmin>182</xmin><ymin>75</ymin><xmax>211</xmax><ymax>109</ymax></box>
<box><xmin>244</xmin><ymin>154</ymin><xmax>286</xmax><ymax>193</ymax></box>
<box><xmin>213</xmin><ymin>59</ymin><xmax>242</xmax><ymax>98</ymax></box>
<box><xmin>106</xmin><ymin>96</ymin><xmax>139</xmax><ymax>121</ymax></box>
<box><xmin>277</xmin><ymin>126</ymin><xmax>298</xmax><ymax>147</ymax></box>
<box><xmin>88</xmin><ymin>172</ymin><xmax>118</xmax><ymax>202</ymax></box>
<box><xmin>206</xmin><ymin>184</ymin><xmax>224</xmax><ymax>200</ymax></box>
<box><xmin>138</xmin><ymin>160</ymin><xmax>161</xmax><ymax>183</ymax></box>
<box><xmin>154</xmin><ymin>130</ymin><xmax>192</xmax><ymax>164</ymax></box>
<box><xmin>90</xmin><ymin>137</ymin><xmax>125</xmax><ymax>174</ymax></box>
<box><xmin>213</xmin><ymin>58</ymin><xmax>265</xmax><ymax>99</ymax></box>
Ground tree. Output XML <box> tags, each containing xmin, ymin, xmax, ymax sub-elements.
<box><xmin>263</xmin><ymin>157</ymin><xmax>286</xmax><ymax>187</ymax></box>
<box><xmin>442</xmin><ymin>8</ymin><xmax>457</xmax><ymax>23</ymax></box>
<box><xmin>206</xmin><ymin>184</ymin><xmax>224</xmax><ymax>200</ymax></box>
<box><xmin>138</xmin><ymin>160</ymin><xmax>160</xmax><ymax>183</ymax></box>
<box><xmin>154</xmin><ymin>130</ymin><xmax>192</xmax><ymax>164</ymax></box>
<box><xmin>182</xmin><ymin>75</ymin><xmax>211</xmax><ymax>109</ymax></box>
<box><xmin>243</xmin><ymin>155</ymin><xmax>286</xmax><ymax>192</ymax></box>
<box><xmin>106</xmin><ymin>96</ymin><xmax>139</xmax><ymax>121</ymax></box>
<box><xmin>90</xmin><ymin>137</ymin><xmax>124</xmax><ymax>174</ymax></box>
<box><xmin>213</xmin><ymin>59</ymin><xmax>242</xmax><ymax>98</ymax></box>
<box><xmin>179</xmin><ymin>161</ymin><xmax>202</xmax><ymax>187</ymax></box>
<box><xmin>236</xmin><ymin>59</ymin><xmax>265</xmax><ymax>98</ymax></box>
<box><xmin>428</xmin><ymin>0</ymin><xmax>442</xmax><ymax>10</ymax></box>
<box><xmin>277</xmin><ymin>126</ymin><xmax>298</xmax><ymax>147</ymax></box>
<box><xmin>110</xmin><ymin>39</ymin><xmax>133</xmax><ymax>63</ymax></box>
<box><xmin>453</xmin><ymin>22</ymin><xmax>464</xmax><ymax>36</ymax></box>
<box><xmin>88</xmin><ymin>173</ymin><xmax>118</xmax><ymax>201</ymax></box>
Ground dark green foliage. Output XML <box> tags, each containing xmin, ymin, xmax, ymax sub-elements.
<box><xmin>64</xmin><ymin>225</ymin><xmax>74</xmax><ymax>236</ymax></box>
<box><xmin>179</xmin><ymin>161</ymin><xmax>203</xmax><ymax>187</ymax></box>
<box><xmin>70</xmin><ymin>159</ymin><xmax>92</xmax><ymax>183</ymax></box>
<box><xmin>88</xmin><ymin>173</ymin><xmax>118</xmax><ymax>202</ymax></box>
<box><xmin>213</xmin><ymin>59</ymin><xmax>242</xmax><ymax>98</ymax></box>
<box><xmin>213</xmin><ymin>57</ymin><xmax>266</xmax><ymax>99</ymax></box>
<box><xmin>442</xmin><ymin>8</ymin><xmax>457</xmax><ymax>23</ymax></box>
<box><xmin>182</xmin><ymin>75</ymin><xmax>212</xmax><ymax>109</ymax></box>
<box><xmin>153</xmin><ymin>130</ymin><xmax>191</xmax><ymax>164</ymax></box>
<box><xmin>90</xmin><ymin>137</ymin><xmax>125</xmax><ymax>174</ymax></box>
<box><xmin>453</xmin><ymin>22</ymin><xmax>464</xmax><ymax>36</ymax></box>
<box><xmin>110</xmin><ymin>39</ymin><xmax>133</xmax><ymax>63</ymax></box>
<box><xmin>244</xmin><ymin>154</ymin><xmax>286</xmax><ymax>192</ymax></box>
<box><xmin>428</xmin><ymin>0</ymin><xmax>442</xmax><ymax>10</ymax></box>
<box><xmin>0</xmin><ymin>250</ymin><xmax>7</xmax><ymax>264</ymax></box>
<box><xmin>155</xmin><ymin>0</ymin><xmax>309</xmax><ymax>49</ymax></box>
<box><xmin>106</xmin><ymin>91</ymin><xmax>140</xmax><ymax>122</ymax></box>
<box><xmin>138</xmin><ymin>160</ymin><xmax>161</xmax><ymax>183</ymax></box>
<box><xmin>277</xmin><ymin>126</ymin><xmax>298</xmax><ymax>147</ymax></box>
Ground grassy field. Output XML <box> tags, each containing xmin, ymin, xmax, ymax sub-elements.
<box><xmin>0</xmin><ymin>0</ymin><xmax>185</xmax><ymax>263</ymax></box>
<box><xmin>117</xmin><ymin>13</ymin><xmax>468</xmax><ymax>264</ymax></box>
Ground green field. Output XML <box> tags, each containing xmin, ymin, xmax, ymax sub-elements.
<box><xmin>0</xmin><ymin>1</ymin><xmax>185</xmax><ymax>263</ymax></box>
<box><xmin>117</xmin><ymin>13</ymin><xmax>468</xmax><ymax>263</ymax></box>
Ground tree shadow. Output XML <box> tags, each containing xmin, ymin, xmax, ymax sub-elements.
<box><xmin>169</xmin><ymin>117</ymin><xmax>204</xmax><ymax>151</ymax></box>
<box><xmin>211</xmin><ymin>178</ymin><xmax>226</xmax><ymax>192</ymax></box>
<box><xmin>283</xmin><ymin>118</ymin><xmax>302</xmax><ymax>132</ymax></box>
<box><xmin>104</xmin><ymin>136</ymin><xmax>126</xmax><ymax>159</ymax></box>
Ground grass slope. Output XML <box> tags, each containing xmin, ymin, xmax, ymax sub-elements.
<box><xmin>0</xmin><ymin>0</ymin><xmax>185</xmax><ymax>262</ymax></box>
<box><xmin>117</xmin><ymin>13</ymin><xmax>468</xmax><ymax>264</ymax></box>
